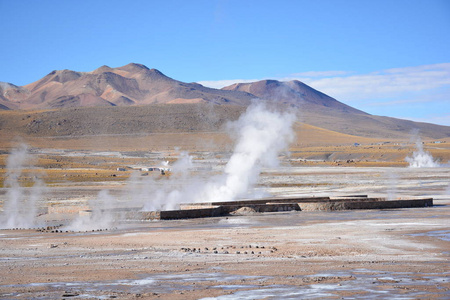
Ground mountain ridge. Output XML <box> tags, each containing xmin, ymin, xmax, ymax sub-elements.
<box><xmin>0</xmin><ymin>63</ymin><xmax>256</xmax><ymax>110</ymax></box>
<box><xmin>1</xmin><ymin>63</ymin><xmax>368</xmax><ymax>112</ymax></box>
<box><xmin>0</xmin><ymin>63</ymin><xmax>449</xmax><ymax>139</ymax></box>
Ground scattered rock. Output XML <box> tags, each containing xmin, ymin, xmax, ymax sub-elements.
<box><xmin>230</xmin><ymin>207</ymin><xmax>257</xmax><ymax>215</ymax></box>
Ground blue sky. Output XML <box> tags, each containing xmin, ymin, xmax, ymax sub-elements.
<box><xmin>1</xmin><ymin>0</ymin><xmax>449</xmax><ymax>125</ymax></box>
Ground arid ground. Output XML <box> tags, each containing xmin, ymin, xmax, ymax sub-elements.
<box><xmin>0</xmin><ymin>135</ymin><xmax>449</xmax><ymax>299</ymax></box>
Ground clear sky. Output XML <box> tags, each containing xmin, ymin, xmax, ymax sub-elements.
<box><xmin>1</xmin><ymin>0</ymin><xmax>449</xmax><ymax>126</ymax></box>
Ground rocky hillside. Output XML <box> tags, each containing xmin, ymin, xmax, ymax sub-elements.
<box><xmin>0</xmin><ymin>104</ymin><xmax>246</xmax><ymax>139</ymax></box>
<box><xmin>0</xmin><ymin>63</ymin><xmax>255</xmax><ymax>110</ymax></box>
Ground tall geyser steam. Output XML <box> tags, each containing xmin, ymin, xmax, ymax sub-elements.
<box><xmin>142</xmin><ymin>101</ymin><xmax>297</xmax><ymax>209</ymax></box>
<box><xmin>405</xmin><ymin>138</ymin><xmax>439</xmax><ymax>168</ymax></box>
<box><xmin>0</xmin><ymin>144</ymin><xmax>45</xmax><ymax>229</ymax></box>
<box><xmin>197</xmin><ymin>101</ymin><xmax>296</xmax><ymax>202</ymax></box>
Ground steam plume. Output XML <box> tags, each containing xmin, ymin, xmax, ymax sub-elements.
<box><xmin>63</xmin><ymin>190</ymin><xmax>119</xmax><ymax>231</ymax></box>
<box><xmin>197</xmin><ymin>101</ymin><xmax>296</xmax><ymax>202</ymax></box>
<box><xmin>405</xmin><ymin>137</ymin><xmax>439</xmax><ymax>168</ymax></box>
<box><xmin>0</xmin><ymin>144</ymin><xmax>45</xmax><ymax>229</ymax></box>
<box><xmin>386</xmin><ymin>171</ymin><xmax>398</xmax><ymax>200</ymax></box>
<box><xmin>65</xmin><ymin>101</ymin><xmax>296</xmax><ymax>229</ymax></box>
<box><xmin>141</xmin><ymin>101</ymin><xmax>296</xmax><ymax>209</ymax></box>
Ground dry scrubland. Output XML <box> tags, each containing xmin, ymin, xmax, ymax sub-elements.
<box><xmin>0</xmin><ymin>131</ymin><xmax>449</xmax><ymax>187</ymax></box>
<box><xmin>0</xmin><ymin>104</ymin><xmax>449</xmax><ymax>186</ymax></box>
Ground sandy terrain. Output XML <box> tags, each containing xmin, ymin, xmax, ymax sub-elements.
<box><xmin>0</xmin><ymin>159</ymin><xmax>449</xmax><ymax>299</ymax></box>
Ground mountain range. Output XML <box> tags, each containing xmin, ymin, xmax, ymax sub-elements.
<box><xmin>0</xmin><ymin>63</ymin><xmax>449</xmax><ymax>139</ymax></box>
<box><xmin>0</xmin><ymin>63</ymin><xmax>256</xmax><ymax>109</ymax></box>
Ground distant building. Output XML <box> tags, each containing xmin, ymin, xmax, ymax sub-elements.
<box><xmin>141</xmin><ymin>167</ymin><xmax>156</xmax><ymax>172</ymax></box>
<box><xmin>141</xmin><ymin>167</ymin><xmax>171</xmax><ymax>173</ymax></box>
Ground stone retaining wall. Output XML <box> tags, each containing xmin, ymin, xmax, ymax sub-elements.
<box><xmin>56</xmin><ymin>195</ymin><xmax>434</xmax><ymax>221</ymax></box>
<box><xmin>298</xmin><ymin>198</ymin><xmax>433</xmax><ymax>211</ymax></box>
<box><xmin>159</xmin><ymin>206</ymin><xmax>223</xmax><ymax>220</ymax></box>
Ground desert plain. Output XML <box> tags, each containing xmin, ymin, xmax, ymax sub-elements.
<box><xmin>0</xmin><ymin>123</ymin><xmax>449</xmax><ymax>300</ymax></box>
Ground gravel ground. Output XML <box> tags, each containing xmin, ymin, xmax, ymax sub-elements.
<box><xmin>0</xmin><ymin>166</ymin><xmax>449</xmax><ymax>299</ymax></box>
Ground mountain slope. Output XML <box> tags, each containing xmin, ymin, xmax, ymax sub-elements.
<box><xmin>221</xmin><ymin>79</ymin><xmax>450</xmax><ymax>139</ymax></box>
<box><xmin>0</xmin><ymin>82</ymin><xmax>28</xmax><ymax>109</ymax></box>
<box><xmin>222</xmin><ymin>79</ymin><xmax>366</xmax><ymax>114</ymax></box>
<box><xmin>0</xmin><ymin>104</ymin><xmax>246</xmax><ymax>137</ymax></box>
<box><xmin>0</xmin><ymin>63</ymin><xmax>449</xmax><ymax>139</ymax></box>
<box><xmin>1</xmin><ymin>63</ymin><xmax>255</xmax><ymax>110</ymax></box>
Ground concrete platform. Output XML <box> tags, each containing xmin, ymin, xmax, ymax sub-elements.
<box><xmin>73</xmin><ymin>195</ymin><xmax>433</xmax><ymax>221</ymax></box>
<box><xmin>153</xmin><ymin>195</ymin><xmax>434</xmax><ymax>220</ymax></box>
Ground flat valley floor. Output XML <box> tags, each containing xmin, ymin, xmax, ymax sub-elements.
<box><xmin>0</xmin><ymin>150</ymin><xmax>449</xmax><ymax>299</ymax></box>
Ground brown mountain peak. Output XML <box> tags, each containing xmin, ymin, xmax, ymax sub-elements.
<box><xmin>24</xmin><ymin>69</ymin><xmax>80</xmax><ymax>92</ymax></box>
<box><xmin>38</xmin><ymin>69</ymin><xmax>81</xmax><ymax>83</ymax></box>
<box><xmin>140</xmin><ymin>68</ymin><xmax>173</xmax><ymax>82</ymax></box>
<box><xmin>53</xmin><ymin>69</ymin><xmax>82</xmax><ymax>83</ymax></box>
<box><xmin>92</xmin><ymin>65</ymin><xmax>113</xmax><ymax>74</ymax></box>
<box><xmin>117</xmin><ymin>63</ymin><xmax>150</xmax><ymax>72</ymax></box>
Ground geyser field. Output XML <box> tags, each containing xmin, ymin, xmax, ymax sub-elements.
<box><xmin>0</xmin><ymin>103</ymin><xmax>449</xmax><ymax>299</ymax></box>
